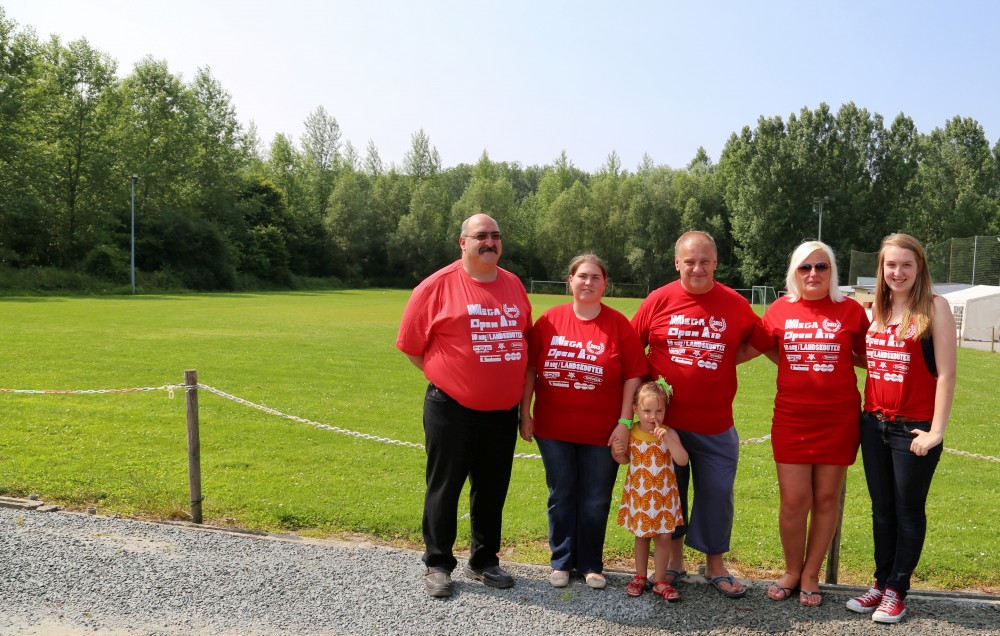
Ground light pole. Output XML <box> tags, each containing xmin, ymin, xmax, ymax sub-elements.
<box><xmin>814</xmin><ymin>196</ymin><xmax>830</xmax><ymax>242</ymax></box>
<box><xmin>130</xmin><ymin>174</ymin><xmax>138</xmax><ymax>294</ymax></box>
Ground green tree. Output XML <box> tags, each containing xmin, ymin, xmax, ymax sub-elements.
<box><xmin>0</xmin><ymin>12</ymin><xmax>47</xmax><ymax>266</ymax></box>
<box><xmin>392</xmin><ymin>179</ymin><xmax>453</xmax><ymax>281</ymax></box>
<box><xmin>402</xmin><ymin>128</ymin><xmax>441</xmax><ymax>181</ymax></box>
<box><xmin>536</xmin><ymin>180</ymin><xmax>592</xmax><ymax>277</ymax></box>
<box><xmin>233</xmin><ymin>176</ymin><xmax>296</xmax><ymax>283</ymax></box>
<box><xmin>325</xmin><ymin>168</ymin><xmax>372</xmax><ymax>280</ymax></box>
<box><xmin>264</xmin><ymin>133</ymin><xmax>304</xmax><ymax>214</ymax></box>
<box><xmin>363</xmin><ymin>139</ymin><xmax>383</xmax><ymax>176</ymax></box>
<box><xmin>908</xmin><ymin>116</ymin><xmax>996</xmax><ymax>244</ymax></box>
<box><xmin>451</xmin><ymin>153</ymin><xmax>517</xmax><ymax>226</ymax></box>
<box><xmin>190</xmin><ymin>66</ymin><xmax>247</xmax><ymax>226</ymax></box>
<box><xmin>32</xmin><ymin>36</ymin><xmax>120</xmax><ymax>267</ymax></box>
<box><xmin>300</xmin><ymin>105</ymin><xmax>341</xmax><ymax>219</ymax></box>
<box><xmin>367</xmin><ymin>170</ymin><xmax>412</xmax><ymax>280</ymax></box>
<box><xmin>862</xmin><ymin>113</ymin><xmax>921</xmax><ymax>248</ymax></box>
<box><xmin>622</xmin><ymin>161</ymin><xmax>681</xmax><ymax>287</ymax></box>
<box><xmin>114</xmin><ymin>57</ymin><xmax>200</xmax><ymax>213</ymax></box>
<box><xmin>991</xmin><ymin>138</ymin><xmax>1000</xmax><ymax>236</ymax></box>
<box><xmin>587</xmin><ymin>151</ymin><xmax>630</xmax><ymax>278</ymax></box>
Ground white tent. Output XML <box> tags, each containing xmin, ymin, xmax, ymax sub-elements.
<box><xmin>942</xmin><ymin>285</ymin><xmax>1000</xmax><ymax>342</ymax></box>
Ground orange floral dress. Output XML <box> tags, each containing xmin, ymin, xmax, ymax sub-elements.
<box><xmin>616</xmin><ymin>428</ymin><xmax>684</xmax><ymax>538</ymax></box>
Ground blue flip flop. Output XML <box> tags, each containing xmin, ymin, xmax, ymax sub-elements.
<box><xmin>704</xmin><ymin>573</ymin><xmax>747</xmax><ymax>598</ymax></box>
<box><xmin>664</xmin><ymin>568</ymin><xmax>687</xmax><ymax>585</ymax></box>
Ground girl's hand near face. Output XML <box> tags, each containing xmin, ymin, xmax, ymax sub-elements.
<box><xmin>663</xmin><ymin>427</ymin><xmax>689</xmax><ymax>466</ymax></box>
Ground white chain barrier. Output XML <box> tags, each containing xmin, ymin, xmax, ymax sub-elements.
<box><xmin>740</xmin><ymin>433</ymin><xmax>772</xmax><ymax>446</ymax></box>
<box><xmin>193</xmin><ymin>383</ymin><xmax>429</xmax><ymax>451</ymax></box>
<box><xmin>1</xmin><ymin>385</ymin><xmax>183</xmax><ymax>398</ymax></box>
<box><xmin>4</xmin><ymin>383</ymin><xmax>998</xmax><ymax>464</ymax></box>
<box><xmin>943</xmin><ymin>448</ymin><xmax>1000</xmax><ymax>462</ymax></box>
<box><xmin>194</xmin><ymin>383</ymin><xmax>545</xmax><ymax>459</ymax></box>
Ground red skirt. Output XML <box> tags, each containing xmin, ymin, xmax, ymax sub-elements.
<box><xmin>770</xmin><ymin>414</ymin><xmax>861</xmax><ymax>465</ymax></box>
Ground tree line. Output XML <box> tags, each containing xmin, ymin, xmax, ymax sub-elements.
<box><xmin>2</xmin><ymin>10</ymin><xmax>999</xmax><ymax>292</ymax></box>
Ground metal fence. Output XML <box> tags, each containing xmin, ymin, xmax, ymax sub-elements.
<box><xmin>848</xmin><ymin>235</ymin><xmax>1000</xmax><ymax>286</ymax></box>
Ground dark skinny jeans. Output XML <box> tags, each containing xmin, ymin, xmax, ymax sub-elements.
<box><xmin>859</xmin><ymin>411</ymin><xmax>942</xmax><ymax>598</ymax></box>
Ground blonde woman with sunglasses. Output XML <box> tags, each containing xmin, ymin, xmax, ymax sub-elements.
<box><xmin>751</xmin><ymin>241</ymin><xmax>870</xmax><ymax>607</ymax></box>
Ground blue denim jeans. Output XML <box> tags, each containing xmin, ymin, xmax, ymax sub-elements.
<box><xmin>859</xmin><ymin>411</ymin><xmax>942</xmax><ymax>598</ymax></box>
<box><xmin>535</xmin><ymin>436</ymin><xmax>621</xmax><ymax>574</ymax></box>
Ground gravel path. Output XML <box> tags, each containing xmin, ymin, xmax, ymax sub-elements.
<box><xmin>1</xmin><ymin>506</ymin><xmax>997</xmax><ymax>635</ymax></box>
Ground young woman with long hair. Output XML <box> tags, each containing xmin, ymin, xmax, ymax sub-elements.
<box><xmin>847</xmin><ymin>233</ymin><xmax>957</xmax><ymax>624</ymax></box>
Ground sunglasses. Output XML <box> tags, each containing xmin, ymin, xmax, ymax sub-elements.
<box><xmin>797</xmin><ymin>262</ymin><xmax>830</xmax><ymax>273</ymax></box>
<box><xmin>463</xmin><ymin>232</ymin><xmax>502</xmax><ymax>241</ymax></box>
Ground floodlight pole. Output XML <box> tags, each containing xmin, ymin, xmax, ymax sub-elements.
<box><xmin>130</xmin><ymin>174</ymin><xmax>138</xmax><ymax>294</ymax></box>
<box><xmin>814</xmin><ymin>196</ymin><xmax>830</xmax><ymax>242</ymax></box>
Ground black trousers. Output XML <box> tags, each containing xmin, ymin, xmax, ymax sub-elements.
<box><xmin>421</xmin><ymin>384</ymin><xmax>518</xmax><ymax>572</ymax></box>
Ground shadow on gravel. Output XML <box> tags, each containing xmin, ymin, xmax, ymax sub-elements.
<box><xmin>424</xmin><ymin>566</ymin><xmax>1000</xmax><ymax>635</ymax></box>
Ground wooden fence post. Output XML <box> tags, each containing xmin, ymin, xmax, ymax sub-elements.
<box><xmin>184</xmin><ymin>369</ymin><xmax>203</xmax><ymax>524</ymax></box>
<box><xmin>825</xmin><ymin>480</ymin><xmax>848</xmax><ymax>584</ymax></box>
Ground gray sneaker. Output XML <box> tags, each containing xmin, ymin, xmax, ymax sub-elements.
<box><xmin>464</xmin><ymin>564</ymin><xmax>515</xmax><ymax>589</ymax></box>
<box><xmin>424</xmin><ymin>567</ymin><xmax>453</xmax><ymax>598</ymax></box>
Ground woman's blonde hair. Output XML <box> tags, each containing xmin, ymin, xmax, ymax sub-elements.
<box><xmin>873</xmin><ymin>233</ymin><xmax>934</xmax><ymax>338</ymax></box>
<box><xmin>783</xmin><ymin>240</ymin><xmax>844</xmax><ymax>302</ymax></box>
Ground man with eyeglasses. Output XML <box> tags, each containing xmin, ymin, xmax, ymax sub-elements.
<box><xmin>630</xmin><ymin>231</ymin><xmax>771</xmax><ymax>599</ymax></box>
<box><xmin>397</xmin><ymin>213</ymin><xmax>532</xmax><ymax>597</ymax></box>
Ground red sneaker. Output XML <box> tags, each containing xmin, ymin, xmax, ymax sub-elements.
<box><xmin>872</xmin><ymin>587</ymin><xmax>907</xmax><ymax>624</ymax></box>
<box><xmin>845</xmin><ymin>582</ymin><xmax>883</xmax><ymax>613</ymax></box>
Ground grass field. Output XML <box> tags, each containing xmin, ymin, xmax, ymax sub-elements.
<box><xmin>1</xmin><ymin>290</ymin><xmax>997</xmax><ymax>592</ymax></box>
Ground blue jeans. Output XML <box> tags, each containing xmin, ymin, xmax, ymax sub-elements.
<box><xmin>859</xmin><ymin>411</ymin><xmax>942</xmax><ymax>598</ymax></box>
<box><xmin>535</xmin><ymin>436</ymin><xmax>621</xmax><ymax>574</ymax></box>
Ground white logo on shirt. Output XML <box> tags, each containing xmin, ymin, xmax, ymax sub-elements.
<box><xmin>586</xmin><ymin>340</ymin><xmax>606</xmax><ymax>356</ymax></box>
<box><xmin>503</xmin><ymin>304</ymin><xmax>521</xmax><ymax>319</ymax></box>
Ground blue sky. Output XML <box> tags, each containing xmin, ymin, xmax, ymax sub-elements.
<box><xmin>5</xmin><ymin>0</ymin><xmax>998</xmax><ymax>172</ymax></box>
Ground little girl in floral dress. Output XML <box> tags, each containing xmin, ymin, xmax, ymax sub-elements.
<box><xmin>613</xmin><ymin>379</ymin><xmax>688</xmax><ymax>601</ymax></box>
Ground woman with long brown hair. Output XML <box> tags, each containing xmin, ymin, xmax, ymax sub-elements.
<box><xmin>847</xmin><ymin>233</ymin><xmax>956</xmax><ymax>624</ymax></box>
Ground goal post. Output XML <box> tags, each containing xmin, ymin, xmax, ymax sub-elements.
<box><xmin>751</xmin><ymin>285</ymin><xmax>777</xmax><ymax>308</ymax></box>
<box><xmin>529</xmin><ymin>279</ymin><xmax>569</xmax><ymax>295</ymax></box>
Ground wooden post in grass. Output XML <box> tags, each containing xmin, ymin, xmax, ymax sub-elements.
<box><xmin>184</xmin><ymin>369</ymin><xmax>203</xmax><ymax>524</ymax></box>
<box><xmin>825</xmin><ymin>480</ymin><xmax>848</xmax><ymax>584</ymax></box>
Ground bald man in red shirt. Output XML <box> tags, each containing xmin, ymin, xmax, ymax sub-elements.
<box><xmin>397</xmin><ymin>213</ymin><xmax>532</xmax><ymax>598</ymax></box>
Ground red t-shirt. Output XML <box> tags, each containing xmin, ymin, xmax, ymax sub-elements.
<box><xmin>396</xmin><ymin>260</ymin><xmax>532</xmax><ymax>411</ymax></box>
<box><xmin>864</xmin><ymin>322</ymin><xmax>937</xmax><ymax>421</ymax></box>
<box><xmin>762</xmin><ymin>295</ymin><xmax>870</xmax><ymax>465</ymax></box>
<box><xmin>631</xmin><ymin>280</ymin><xmax>771</xmax><ymax>435</ymax></box>
<box><xmin>527</xmin><ymin>303</ymin><xmax>648</xmax><ymax>446</ymax></box>
<box><xmin>762</xmin><ymin>295</ymin><xmax>869</xmax><ymax>427</ymax></box>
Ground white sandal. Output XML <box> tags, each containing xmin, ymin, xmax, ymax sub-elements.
<box><xmin>584</xmin><ymin>572</ymin><xmax>606</xmax><ymax>590</ymax></box>
<box><xmin>548</xmin><ymin>570</ymin><xmax>570</xmax><ymax>587</ymax></box>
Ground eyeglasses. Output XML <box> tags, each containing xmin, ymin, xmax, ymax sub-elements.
<box><xmin>797</xmin><ymin>262</ymin><xmax>830</xmax><ymax>273</ymax></box>
<box><xmin>463</xmin><ymin>232</ymin><xmax>502</xmax><ymax>241</ymax></box>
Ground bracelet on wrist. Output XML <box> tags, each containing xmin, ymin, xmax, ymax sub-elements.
<box><xmin>618</xmin><ymin>418</ymin><xmax>635</xmax><ymax>430</ymax></box>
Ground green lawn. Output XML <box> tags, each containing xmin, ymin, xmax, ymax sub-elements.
<box><xmin>1</xmin><ymin>291</ymin><xmax>996</xmax><ymax>592</ymax></box>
